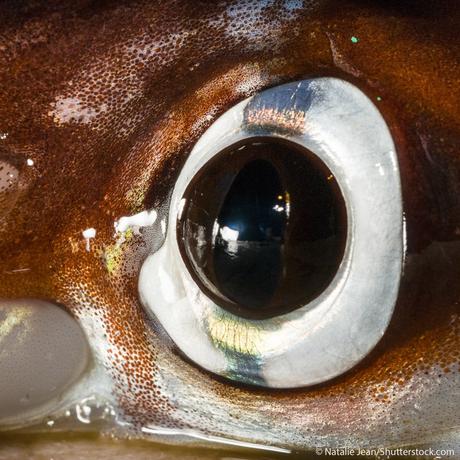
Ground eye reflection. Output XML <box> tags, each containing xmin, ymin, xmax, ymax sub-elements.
<box><xmin>177</xmin><ymin>138</ymin><xmax>347</xmax><ymax>319</ymax></box>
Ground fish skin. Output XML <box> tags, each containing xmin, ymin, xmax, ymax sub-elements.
<box><xmin>0</xmin><ymin>0</ymin><xmax>458</xmax><ymax>451</ymax></box>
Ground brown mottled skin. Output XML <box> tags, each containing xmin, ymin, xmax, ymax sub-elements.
<box><xmin>0</xmin><ymin>0</ymin><xmax>459</xmax><ymax>452</ymax></box>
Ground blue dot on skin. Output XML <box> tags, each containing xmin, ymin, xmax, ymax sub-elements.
<box><xmin>351</xmin><ymin>36</ymin><xmax>359</xmax><ymax>43</ymax></box>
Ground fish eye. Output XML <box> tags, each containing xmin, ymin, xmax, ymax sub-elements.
<box><xmin>139</xmin><ymin>77</ymin><xmax>404</xmax><ymax>388</ymax></box>
<box><xmin>177</xmin><ymin>137</ymin><xmax>347</xmax><ymax>320</ymax></box>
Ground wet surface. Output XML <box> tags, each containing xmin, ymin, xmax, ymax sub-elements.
<box><xmin>0</xmin><ymin>0</ymin><xmax>459</xmax><ymax>453</ymax></box>
<box><xmin>0</xmin><ymin>433</ymin><xmax>302</xmax><ymax>460</ymax></box>
<box><xmin>0</xmin><ymin>432</ymin><xmax>447</xmax><ymax>460</ymax></box>
<box><xmin>0</xmin><ymin>299</ymin><xmax>91</xmax><ymax>425</ymax></box>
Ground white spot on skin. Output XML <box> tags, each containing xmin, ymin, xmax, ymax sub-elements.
<box><xmin>284</xmin><ymin>0</ymin><xmax>304</xmax><ymax>11</ymax></box>
<box><xmin>235</xmin><ymin>72</ymin><xmax>265</xmax><ymax>96</ymax></box>
<box><xmin>223</xmin><ymin>0</ymin><xmax>306</xmax><ymax>51</ymax></box>
<box><xmin>46</xmin><ymin>30</ymin><xmax>193</xmax><ymax>135</ymax></box>
<box><xmin>0</xmin><ymin>132</ymin><xmax>8</xmax><ymax>140</ymax></box>
<box><xmin>224</xmin><ymin>1</ymin><xmax>276</xmax><ymax>48</ymax></box>
<box><xmin>82</xmin><ymin>228</ymin><xmax>96</xmax><ymax>252</ymax></box>
<box><xmin>49</xmin><ymin>97</ymin><xmax>108</xmax><ymax>126</ymax></box>
<box><xmin>26</xmin><ymin>158</ymin><xmax>34</xmax><ymax>166</ymax></box>
<box><xmin>114</xmin><ymin>209</ymin><xmax>157</xmax><ymax>235</ymax></box>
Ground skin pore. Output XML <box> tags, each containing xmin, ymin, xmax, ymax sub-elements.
<box><xmin>0</xmin><ymin>0</ymin><xmax>459</xmax><ymax>457</ymax></box>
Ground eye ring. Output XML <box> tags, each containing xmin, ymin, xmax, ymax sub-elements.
<box><xmin>139</xmin><ymin>77</ymin><xmax>403</xmax><ymax>388</ymax></box>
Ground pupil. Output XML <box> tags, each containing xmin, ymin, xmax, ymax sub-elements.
<box><xmin>214</xmin><ymin>160</ymin><xmax>286</xmax><ymax>309</ymax></box>
<box><xmin>177</xmin><ymin>138</ymin><xmax>347</xmax><ymax>319</ymax></box>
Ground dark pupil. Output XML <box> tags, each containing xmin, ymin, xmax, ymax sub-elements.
<box><xmin>214</xmin><ymin>160</ymin><xmax>285</xmax><ymax>309</ymax></box>
<box><xmin>177</xmin><ymin>138</ymin><xmax>347</xmax><ymax>319</ymax></box>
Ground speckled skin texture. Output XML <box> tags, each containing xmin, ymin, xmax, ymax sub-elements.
<box><xmin>0</xmin><ymin>0</ymin><xmax>459</xmax><ymax>451</ymax></box>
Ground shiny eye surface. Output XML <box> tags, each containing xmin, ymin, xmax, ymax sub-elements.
<box><xmin>177</xmin><ymin>138</ymin><xmax>347</xmax><ymax>319</ymax></box>
<box><xmin>139</xmin><ymin>77</ymin><xmax>403</xmax><ymax>388</ymax></box>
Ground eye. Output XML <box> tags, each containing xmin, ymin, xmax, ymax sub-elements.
<box><xmin>139</xmin><ymin>77</ymin><xmax>404</xmax><ymax>388</ymax></box>
<box><xmin>177</xmin><ymin>138</ymin><xmax>347</xmax><ymax>320</ymax></box>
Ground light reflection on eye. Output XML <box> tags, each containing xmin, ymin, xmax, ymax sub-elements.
<box><xmin>139</xmin><ymin>77</ymin><xmax>404</xmax><ymax>388</ymax></box>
